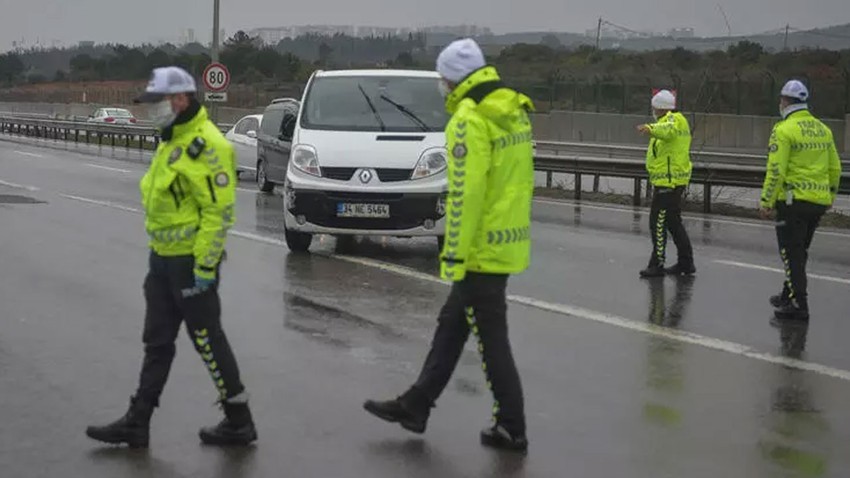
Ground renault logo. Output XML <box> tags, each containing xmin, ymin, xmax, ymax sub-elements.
<box><xmin>359</xmin><ymin>169</ymin><xmax>373</xmax><ymax>183</ymax></box>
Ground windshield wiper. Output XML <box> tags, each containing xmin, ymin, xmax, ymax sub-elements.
<box><xmin>379</xmin><ymin>94</ymin><xmax>431</xmax><ymax>132</ymax></box>
<box><xmin>357</xmin><ymin>84</ymin><xmax>386</xmax><ymax>132</ymax></box>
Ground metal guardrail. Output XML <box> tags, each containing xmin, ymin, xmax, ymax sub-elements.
<box><xmin>1</xmin><ymin>114</ymin><xmax>847</xmax><ymax>213</ymax></box>
<box><xmin>0</xmin><ymin>114</ymin><xmax>232</xmax><ymax>150</ymax></box>
<box><xmin>535</xmin><ymin>140</ymin><xmax>766</xmax><ymax>164</ymax></box>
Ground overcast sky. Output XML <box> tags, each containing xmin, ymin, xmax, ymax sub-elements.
<box><xmin>0</xmin><ymin>0</ymin><xmax>848</xmax><ymax>50</ymax></box>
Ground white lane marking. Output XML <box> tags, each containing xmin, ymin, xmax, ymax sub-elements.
<box><xmin>715</xmin><ymin>260</ymin><xmax>850</xmax><ymax>286</ymax></box>
<box><xmin>335</xmin><ymin>254</ymin><xmax>445</xmax><ymax>284</ymax></box>
<box><xmin>0</xmin><ymin>178</ymin><xmax>40</xmax><ymax>191</ymax></box>
<box><xmin>533</xmin><ymin>198</ymin><xmax>850</xmax><ymax>239</ymax></box>
<box><xmin>51</xmin><ymin>192</ymin><xmax>850</xmax><ymax>381</ymax></box>
<box><xmin>508</xmin><ymin>295</ymin><xmax>850</xmax><ymax>382</ymax></box>
<box><xmin>59</xmin><ymin>194</ymin><xmax>142</xmax><ymax>213</ymax></box>
<box><xmin>14</xmin><ymin>150</ymin><xmax>44</xmax><ymax>158</ymax></box>
<box><xmin>329</xmin><ymin>254</ymin><xmax>850</xmax><ymax>383</ymax></box>
<box><xmin>236</xmin><ymin>187</ymin><xmax>258</xmax><ymax>194</ymax></box>
<box><xmin>230</xmin><ymin>230</ymin><xmax>286</xmax><ymax>247</ymax></box>
<box><xmin>85</xmin><ymin>163</ymin><xmax>131</xmax><ymax>173</ymax></box>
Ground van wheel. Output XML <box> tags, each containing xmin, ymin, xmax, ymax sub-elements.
<box><xmin>285</xmin><ymin>227</ymin><xmax>313</xmax><ymax>253</ymax></box>
<box><xmin>257</xmin><ymin>160</ymin><xmax>274</xmax><ymax>193</ymax></box>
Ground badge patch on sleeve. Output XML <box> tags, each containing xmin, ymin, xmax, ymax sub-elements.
<box><xmin>214</xmin><ymin>172</ymin><xmax>230</xmax><ymax>187</ymax></box>
<box><xmin>452</xmin><ymin>143</ymin><xmax>467</xmax><ymax>159</ymax></box>
<box><xmin>769</xmin><ymin>143</ymin><xmax>778</xmax><ymax>153</ymax></box>
<box><xmin>169</xmin><ymin>147</ymin><xmax>183</xmax><ymax>164</ymax></box>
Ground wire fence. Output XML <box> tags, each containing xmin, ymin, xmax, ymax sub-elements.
<box><xmin>511</xmin><ymin>72</ymin><xmax>850</xmax><ymax>119</ymax></box>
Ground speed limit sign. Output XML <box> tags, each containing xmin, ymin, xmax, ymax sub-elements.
<box><xmin>203</xmin><ymin>63</ymin><xmax>230</xmax><ymax>92</ymax></box>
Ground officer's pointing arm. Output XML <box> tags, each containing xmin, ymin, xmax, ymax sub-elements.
<box><xmin>647</xmin><ymin>114</ymin><xmax>677</xmax><ymax>140</ymax></box>
<box><xmin>440</xmin><ymin>115</ymin><xmax>490</xmax><ymax>282</ymax></box>
<box><xmin>183</xmin><ymin>139</ymin><xmax>237</xmax><ymax>280</ymax></box>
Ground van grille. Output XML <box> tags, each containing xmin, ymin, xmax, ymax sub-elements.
<box><xmin>376</xmin><ymin>169</ymin><xmax>413</xmax><ymax>182</ymax></box>
<box><xmin>321</xmin><ymin>168</ymin><xmax>413</xmax><ymax>182</ymax></box>
<box><xmin>321</xmin><ymin>167</ymin><xmax>357</xmax><ymax>181</ymax></box>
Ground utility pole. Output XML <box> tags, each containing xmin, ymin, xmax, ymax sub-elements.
<box><xmin>784</xmin><ymin>24</ymin><xmax>790</xmax><ymax>51</ymax></box>
<box><xmin>595</xmin><ymin>17</ymin><xmax>603</xmax><ymax>50</ymax></box>
<box><xmin>212</xmin><ymin>0</ymin><xmax>221</xmax><ymax>62</ymax></box>
<box><xmin>210</xmin><ymin>0</ymin><xmax>220</xmax><ymax>122</ymax></box>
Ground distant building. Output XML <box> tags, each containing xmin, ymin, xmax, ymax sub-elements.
<box><xmin>179</xmin><ymin>29</ymin><xmax>194</xmax><ymax>45</ymax></box>
<box><xmin>248</xmin><ymin>24</ymin><xmax>489</xmax><ymax>43</ymax></box>
<box><xmin>249</xmin><ymin>27</ymin><xmax>297</xmax><ymax>45</ymax></box>
<box><xmin>357</xmin><ymin>26</ymin><xmax>402</xmax><ymax>37</ymax></box>
<box><xmin>585</xmin><ymin>26</ymin><xmax>653</xmax><ymax>40</ymax></box>
<box><xmin>421</xmin><ymin>25</ymin><xmax>493</xmax><ymax>37</ymax></box>
<box><xmin>668</xmin><ymin>27</ymin><xmax>695</xmax><ymax>39</ymax></box>
<box><xmin>295</xmin><ymin>25</ymin><xmax>356</xmax><ymax>37</ymax></box>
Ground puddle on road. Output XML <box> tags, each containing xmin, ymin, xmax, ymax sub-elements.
<box><xmin>0</xmin><ymin>194</ymin><xmax>46</xmax><ymax>205</ymax></box>
<box><xmin>283</xmin><ymin>292</ymin><xmax>405</xmax><ymax>341</ymax></box>
<box><xmin>281</xmin><ymin>292</ymin><xmax>415</xmax><ymax>377</ymax></box>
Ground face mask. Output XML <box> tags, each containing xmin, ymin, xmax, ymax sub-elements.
<box><xmin>437</xmin><ymin>80</ymin><xmax>451</xmax><ymax>99</ymax></box>
<box><xmin>652</xmin><ymin>111</ymin><xmax>659</xmax><ymax>121</ymax></box>
<box><xmin>150</xmin><ymin>99</ymin><xmax>177</xmax><ymax>128</ymax></box>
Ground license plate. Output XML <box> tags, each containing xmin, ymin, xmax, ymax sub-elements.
<box><xmin>336</xmin><ymin>203</ymin><xmax>390</xmax><ymax>218</ymax></box>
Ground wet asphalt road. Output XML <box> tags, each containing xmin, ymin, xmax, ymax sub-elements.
<box><xmin>1</xmin><ymin>135</ymin><xmax>850</xmax><ymax>477</ymax></box>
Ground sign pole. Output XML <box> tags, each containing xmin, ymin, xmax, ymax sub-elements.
<box><xmin>210</xmin><ymin>0</ymin><xmax>221</xmax><ymax>123</ymax></box>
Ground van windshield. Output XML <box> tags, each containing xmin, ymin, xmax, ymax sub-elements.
<box><xmin>300</xmin><ymin>75</ymin><xmax>448</xmax><ymax>132</ymax></box>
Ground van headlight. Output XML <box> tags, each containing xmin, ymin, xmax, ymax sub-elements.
<box><xmin>411</xmin><ymin>148</ymin><xmax>447</xmax><ymax>180</ymax></box>
<box><xmin>291</xmin><ymin>145</ymin><xmax>321</xmax><ymax>177</ymax></box>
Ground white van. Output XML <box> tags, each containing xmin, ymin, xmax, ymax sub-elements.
<box><xmin>281</xmin><ymin>69</ymin><xmax>449</xmax><ymax>252</ymax></box>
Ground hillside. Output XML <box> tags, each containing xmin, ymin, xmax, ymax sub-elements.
<box><xmin>460</xmin><ymin>22</ymin><xmax>850</xmax><ymax>52</ymax></box>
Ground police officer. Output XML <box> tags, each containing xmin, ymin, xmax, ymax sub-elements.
<box><xmin>760</xmin><ymin>80</ymin><xmax>842</xmax><ymax>322</ymax></box>
<box><xmin>86</xmin><ymin>67</ymin><xmax>257</xmax><ymax>447</ymax></box>
<box><xmin>363</xmin><ymin>38</ymin><xmax>533</xmax><ymax>453</ymax></box>
<box><xmin>637</xmin><ymin>90</ymin><xmax>695</xmax><ymax>278</ymax></box>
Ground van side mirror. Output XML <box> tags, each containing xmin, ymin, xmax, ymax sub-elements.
<box><xmin>246</xmin><ymin>130</ymin><xmax>257</xmax><ymax>139</ymax></box>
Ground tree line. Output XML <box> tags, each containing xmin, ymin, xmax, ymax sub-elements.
<box><xmin>0</xmin><ymin>31</ymin><xmax>427</xmax><ymax>85</ymax></box>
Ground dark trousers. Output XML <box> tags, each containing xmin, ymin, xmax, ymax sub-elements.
<box><xmin>648</xmin><ymin>186</ymin><xmax>694</xmax><ymax>267</ymax></box>
<box><xmin>774</xmin><ymin>201</ymin><xmax>827</xmax><ymax>310</ymax></box>
<box><xmin>411</xmin><ymin>273</ymin><xmax>526</xmax><ymax>435</ymax></box>
<box><xmin>135</xmin><ymin>251</ymin><xmax>245</xmax><ymax>406</ymax></box>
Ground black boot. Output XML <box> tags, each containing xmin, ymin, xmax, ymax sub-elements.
<box><xmin>480</xmin><ymin>424</ymin><xmax>528</xmax><ymax>453</ymax></box>
<box><xmin>199</xmin><ymin>402</ymin><xmax>258</xmax><ymax>446</ymax></box>
<box><xmin>85</xmin><ymin>395</ymin><xmax>154</xmax><ymax>448</ymax></box>
<box><xmin>774</xmin><ymin>302</ymin><xmax>810</xmax><ymax>322</ymax></box>
<box><xmin>640</xmin><ymin>265</ymin><xmax>666</xmax><ymax>278</ymax></box>
<box><xmin>363</xmin><ymin>389</ymin><xmax>431</xmax><ymax>434</ymax></box>
<box><xmin>770</xmin><ymin>283</ymin><xmax>792</xmax><ymax>308</ymax></box>
<box><xmin>664</xmin><ymin>262</ymin><xmax>696</xmax><ymax>276</ymax></box>
<box><xmin>770</xmin><ymin>294</ymin><xmax>791</xmax><ymax>308</ymax></box>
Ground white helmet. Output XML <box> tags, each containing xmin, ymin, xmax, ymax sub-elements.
<box><xmin>651</xmin><ymin>90</ymin><xmax>676</xmax><ymax>110</ymax></box>
<box><xmin>780</xmin><ymin>80</ymin><xmax>809</xmax><ymax>102</ymax></box>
